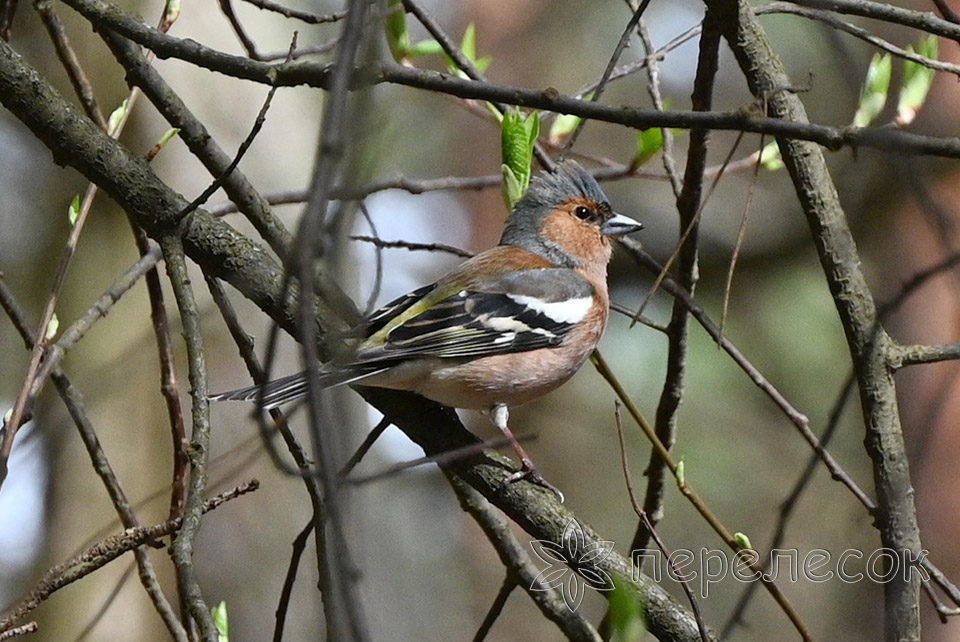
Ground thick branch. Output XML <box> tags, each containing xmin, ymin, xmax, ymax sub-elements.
<box><xmin>702</xmin><ymin>1</ymin><xmax>923</xmax><ymax>640</ymax></box>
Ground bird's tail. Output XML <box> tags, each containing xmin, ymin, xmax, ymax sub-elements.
<box><xmin>209</xmin><ymin>365</ymin><xmax>386</xmax><ymax>410</ymax></box>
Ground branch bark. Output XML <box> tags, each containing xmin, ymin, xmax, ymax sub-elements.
<box><xmin>701</xmin><ymin>1</ymin><xmax>923</xmax><ymax>640</ymax></box>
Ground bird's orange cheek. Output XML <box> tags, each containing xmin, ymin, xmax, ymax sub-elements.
<box><xmin>540</xmin><ymin>211</ymin><xmax>609</xmax><ymax>263</ymax></box>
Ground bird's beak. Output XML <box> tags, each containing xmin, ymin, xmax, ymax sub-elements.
<box><xmin>601</xmin><ymin>213</ymin><xmax>644</xmax><ymax>237</ymax></box>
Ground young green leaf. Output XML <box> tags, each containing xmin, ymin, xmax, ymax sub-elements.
<box><xmin>759</xmin><ymin>140</ymin><xmax>783</xmax><ymax>171</ymax></box>
<box><xmin>385</xmin><ymin>0</ymin><xmax>410</xmax><ymax>62</ymax></box>
<box><xmin>407</xmin><ymin>39</ymin><xmax>443</xmax><ymax>57</ymax></box>
<box><xmin>161</xmin><ymin>0</ymin><xmax>180</xmax><ymax>31</ymax></box>
<box><xmin>158</xmin><ymin>128</ymin><xmax>180</xmax><ymax>147</ymax></box>
<box><xmin>45</xmin><ymin>314</ymin><xmax>59</xmax><ymax>342</ymax></box>
<box><xmin>461</xmin><ymin>23</ymin><xmax>478</xmax><ymax>63</ymax></box>
<box><xmin>675</xmin><ymin>459</ymin><xmax>685</xmax><ymax>486</ymax></box>
<box><xmin>608</xmin><ymin>579</ymin><xmax>646</xmax><ymax>642</ymax></box>
<box><xmin>852</xmin><ymin>52</ymin><xmax>891</xmax><ymax>127</ymax></box>
<box><xmin>500</xmin><ymin>110</ymin><xmax>540</xmax><ymax>208</ymax></box>
<box><xmin>548</xmin><ymin>112</ymin><xmax>582</xmax><ymax>146</ymax></box>
<box><xmin>107</xmin><ymin>98</ymin><xmax>129</xmax><ymax>133</ymax></box>
<box><xmin>633</xmin><ymin>127</ymin><xmax>664</xmax><ymax>167</ymax></box>
<box><xmin>896</xmin><ymin>35</ymin><xmax>938</xmax><ymax>127</ymax></box>
<box><xmin>547</xmin><ymin>92</ymin><xmax>593</xmax><ymax>146</ymax></box>
<box><xmin>68</xmin><ymin>194</ymin><xmax>81</xmax><ymax>226</ymax></box>
<box><xmin>444</xmin><ymin>23</ymin><xmax>491</xmax><ymax>77</ymax></box>
<box><xmin>733</xmin><ymin>532</ymin><xmax>753</xmax><ymax>550</ymax></box>
<box><xmin>211</xmin><ymin>601</ymin><xmax>229</xmax><ymax>642</ymax></box>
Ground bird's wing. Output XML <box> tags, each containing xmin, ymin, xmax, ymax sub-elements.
<box><xmin>209</xmin><ymin>269</ymin><xmax>595</xmax><ymax>408</ymax></box>
<box><xmin>351</xmin><ymin>267</ymin><xmax>596</xmax><ymax>364</ymax></box>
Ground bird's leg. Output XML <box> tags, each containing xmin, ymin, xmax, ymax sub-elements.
<box><xmin>490</xmin><ymin>404</ymin><xmax>564</xmax><ymax>503</ymax></box>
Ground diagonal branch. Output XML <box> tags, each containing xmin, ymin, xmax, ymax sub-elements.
<box><xmin>702</xmin><ymin>1</ymin><xmax>923</xmax><ymax>640</ymax></box>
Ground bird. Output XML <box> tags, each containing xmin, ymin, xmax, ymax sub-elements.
<box><xmin>211</xmin><ymin>160</ymin><xmax>643</xmax><ymax>499</ymax></box>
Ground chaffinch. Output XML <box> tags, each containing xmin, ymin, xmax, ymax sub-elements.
<box><xmin>213</xmin><ymin>160</ymin><xmax>642</xmax><ymax>498</ymax></box>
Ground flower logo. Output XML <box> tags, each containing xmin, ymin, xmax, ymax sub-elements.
<box><xmin>529</xmin><ymin>520</ymin><xmax>615</xmax><ymax>611</ymax></box>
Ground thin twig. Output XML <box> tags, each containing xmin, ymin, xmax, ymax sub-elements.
<box><xmin>629</xmin><ymin>9</ymin><xmax>720</xmax><ymax>575</ymax></box>
<box><xmin>350</xmin><ymin>235</ymin><xmax>473</xmax><ymax>258</ymax></box>
<box><xmin>161</xmin><ymin>236</ymin><xmax>219</xmax><ymax>640</ymax></box>
<box><xmin>342</xmin><ymin>434</ymin><xmax>536</xmax><ymax>487</ymax></box>
<box><xmin>33</xmin><ymin>0</ymin><xmax>106</xmax><ymax>129</ymax></box>
<box><xmin>561</xmin><ymin>0</ymin><xmax>650</xmax><ymax>156</ymax></box>
<box><xmin>239</xmin><ymin>0</ymin><xmax>346</xmax><ymax>24</ymax></box>
<box><xmin>635</xmin><ymin>15</ymin><xmax>683</xmax><ymax>197</ymax></box>
<box><xmin>101</xmin><ymin>28</ymin><xmax>293</xmax><ymax>255</ymax></box>
<box><xmin>613</xmin><ymin>402</ymin><xmax>711</xmax><ymax>642</ymax></box>
<box><xmin>592</xmin><ymin>349</ymin><xmax>813</xmax><ymax>641</ymax></box>
<box><xmin>273</xmin><ymin>521</ymin><xmax>315</xmax><ymax>642</ymax></box>
<box><xmin>218</xmin><ymin>0</ymin><xmax>262</xmax><ymax>59</ymax></box>
<box><xmin>72</xmin><ymin>561</ymin><xmax>137</xmax><ymax>642</ymax></box>
<box><xmin>401</xmin><ymin>0</ymin><xmax>555</xmax><ymax>170</ymax></box>
<box><xmin>338</xmin><ymin>416</ymin><xmax>392</xmax><ymax>478</ymax></box>
<box><xmin>288</xmin><ymin>2</ymin><xmax>374</xmax><ymax>639</ymax></box>
<box><xmin>0</xmin><ymin>481</ymin><xmax>258</xmax><ymax>633</ymax></box>
<box><xmin>472</xmin><ymin>573</ymin><xmax>517</xmax><ymax>642</ymax></box>
<box><xmin>449</xmin><ymin>476</ymin><xmax>602</xmax><ymax>642</ymax></box>
<box><xmin>758</xmin><ymin>3</ymin><xmax>960</xmax><ymax>76</ymax></box>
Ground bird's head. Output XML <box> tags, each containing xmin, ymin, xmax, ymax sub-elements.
<box><xmin>500</xmin><ymin>160</ymin><xmax>643</xmax><ymax>267</ymax></box>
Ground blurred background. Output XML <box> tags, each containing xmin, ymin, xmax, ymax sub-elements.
<box><xmin>2</xmin><ymin>0</ymin><xmax>959</xmax><ymax>639</ymax></box>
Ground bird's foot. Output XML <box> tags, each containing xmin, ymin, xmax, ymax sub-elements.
<box><xmin>503</xmin><ymin>458</ymin><xmax>565</xmax><ymax>503</ymax></box>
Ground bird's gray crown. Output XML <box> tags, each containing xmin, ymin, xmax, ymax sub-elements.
<box><xmin>499</xmin><ymin>160</ymin><xmax>610</xmax><ymax>266</ymax></box>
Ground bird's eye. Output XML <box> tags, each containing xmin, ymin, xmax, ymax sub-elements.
<box><xmin>575</xmin><ymin>206</ymin><xmax>593</xmax><ymax>220</ymax></box>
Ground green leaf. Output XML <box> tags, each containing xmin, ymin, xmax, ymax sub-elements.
<box><xmin>407</xmin><ymin>39</ymin><xmax>443</xmax><ymax>57</ymax></box>
<box><xmin>158</xmin><ymin>128</ymin><xmax>180</xmax><ymax>147</ymax></box>
<box><xmin>211</xmin><ymin>601</ymin><xmax>229</xmax><ymax>641</ymax></box>
<box><xmin>107</xmin><ymin>98</ymin><xmax>129</xmax><ymax>133</ymax></box>
<box><xmin>45</xmin><ymin>314</ymin><xmax>59</xmax><ymax>342</ymax></box>
<box><xmin>385</xmin><ymin>0</ymin><xmax>409</xmax><ymax>62</ymax></box>
<box><xmin>548</xmin><ymin>91</ymin><xmax>594</xmax><ymax>146</ymax></box>
<box><xmin>759</xmin><ymin>140</ymin><xmax>783</xmax><ymax>171</ymax></box>
<box><xmin>68</xmin><ymin>194</ymin><xmax>81</xmax><ymax>226</ymax></box>
<box><xmin>852</xmin><ymin>52</ymin><xmax>891</xmax><ymax>127</ymax></box>
<box><xmin>444</xmin><ymin>23</ymin><xmax>491</xmax><ymax>76</ymax></box>
<box><xmin>461</xmin><ymin>23</ymin><xmax>477</xmax><ymax>62</ymax></box>
<box><xmin>674</xmin><ymin>459</ymin><xmax>685</xmax><ymax>486</ymax></box>
<box><xmin>502</xmin><ymin>165</ymin><xmax>523</xmax><ymax>211</ymax></box>
<box><xmin>500</xmin><ymin>110</ymin><xmax>540</xmax><ymax>208</ymax></box>
<box><xmin>734</xmin><ymin>532</ymin><xmax>753</xmax><ymax>550</ymax></box>
<box><xmin>634</xmin><ymin>127</ymin><xmax>664</xmax><ymax>166</ymax></box>
<box><xmin>897</xmin><ymin>35</ymin><xmax>938</xmax><ymax>126</ymax></box>
<box><xmin>548</xmin><ymin>113</ymin><xmax>582</xmax><ymax>146</ymax></box>
<box><xmin>162</xmin><ymin>0</ymin><xmax>180</xmax><ymax>29</ymax></box>
<box><xmin>608</xmin><ymin>579</ymin><xmax>646</xmax><ymax>642</ymax></box>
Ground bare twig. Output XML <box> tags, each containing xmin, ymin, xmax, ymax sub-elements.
<box><xmin>591</xmin><ymin>349</ymin><xmax>813</xmax><ymax>641</ymax></box>
<box><xmin>161</xmin><ymin>236</ymin><xmax>218</xmax><ymax>640</ymax></box>
<box><xmin>0</xmin><ymin>481</ymin><xmax>258</xmax><ymax>633</ymax></box>
<box><xmin>560</xmin><ymin>0</ymin><xmax>650</xmax><ymax>155</ymax></box>
<box><xmin>472</xmin><ymin>573</ymin><xmax>517</xmax><ymax>642</ymax></box>
<box><xmin>613</xmin><ymin>402</ymin><xmax>711</xmax><ymax>642</ymax></box>
<box><xmin>703</xmin><ymin>1</ymin><xmax>924</xmax><ymax>637</ymax></box>
<box><xmin>33</xmin><ymin>0</ymin><xmax>106</xmax><ymax>128</ymax></box>
<box><xmin>239</xmin><ymin>0</ymin><xmax>345</xmax><ymax>24</ymax></box>
<box><xmin>450</xmin><ymin>476</ymin><xmax>603</xmax><ymax>642</ymax></box>
<box><xmin>350</xmin><ymin>235</ymin><xmax>473</xmax><ymax>258</ymax></box>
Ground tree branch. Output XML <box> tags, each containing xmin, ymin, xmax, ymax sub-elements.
<box><xmin>702</xmin><ymin>1</ymin><xmax>923</xmax><ymax>639</ymax></box>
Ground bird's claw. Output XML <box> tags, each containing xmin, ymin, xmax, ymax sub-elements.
<box><xmin>503</xmin><ymin>459</ymin><xmax>565</xmax><ymax>503</ymax></box>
